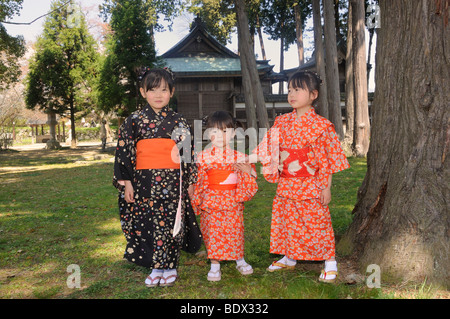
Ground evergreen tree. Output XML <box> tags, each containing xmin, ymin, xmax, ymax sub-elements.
<box><xmin>25</xmin><ymin>0</ymin><xmax>99</xmax><ymax>148</ymax></box>
<box><xmin>0</xmin><ymin>0</ymin><xmax>25</xmax><ymax>90</ymax></box>
<box><xmin>98</xmin><ymin>0</ymin><xmax>158</xmax><ymax>116</ymax></box>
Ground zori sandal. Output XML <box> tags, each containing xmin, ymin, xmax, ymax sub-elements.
<box><xmin>318</xmin><ymin>269</ymin><xmax>338</xmax><ymax>283</ymax></box>
<box><xmin>159</xmin><ymin>274</ymin><xmax>178</xmax><ymax>287</ymax></box>
<box><xmin>145</xmin><ymin>275</ymin><xmax>162</xmax><ymax>287</ymax></box>
<box><xmin>207</xmin><ymin>269</ymin><xmax>222</xmax><ymax>282</ymax></box>
<box><xmin>236</xmin><ymin>263</ymin><xmax>253</xmax><ymax>275</ymax></box>
<box><xmin>266</xmin><ymin>261</ymin><xmax>296</xmax><ymax>272</ymax></box>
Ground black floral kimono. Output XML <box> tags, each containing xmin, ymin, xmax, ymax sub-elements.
<box><xmin>113</xmin><ymin>105</ymin><xmax>200</xmax><ymax>269</ymax></box>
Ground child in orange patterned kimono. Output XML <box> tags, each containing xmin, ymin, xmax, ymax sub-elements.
<box><xmin>192</xmin><ymin>111</ymin><xmax>258</xmax><ymax>281</ymax></box>
<box><xmin>254</xmin><ymin>71</ymin><xmax>349</xmax><ymax>283</ymax></box>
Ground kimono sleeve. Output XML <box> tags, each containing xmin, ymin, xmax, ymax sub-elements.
<box><xmin>235</xmin><ymin>164</ymin><xmax>258</xmax><ymax>203</ymax></box>
<box><xmin>253</xmin><ymin>117</ymin><xmax>281</xmax><ymax>183</ymax></box>
<box><xmin>191</xmin><ymin>163</ymin><xmax>208</xmax><ymax>215</ymax></box>
<box><xmin>113</xmin><ymin>116</ymin><xmax>135</xmax><ymax>183</ymax></box>
<box><xmin>315</xmin><ymin>125</ymin><xmax>350</xmax><ymax>189</ymax></box>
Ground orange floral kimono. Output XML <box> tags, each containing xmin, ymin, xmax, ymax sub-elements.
<box><xmin>255</xmin><ymin>109</ymin><xmax>349</xmax><ymax>260</ymax></box>
<box><xmin>192</xmin><ymin>147</ymin><xmax>258</xmax><ymax>261</ymax></box>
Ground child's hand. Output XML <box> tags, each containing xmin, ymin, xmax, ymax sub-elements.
<box><xmin>320</xmin><ymin>187</ymin><xmax>331</xmax><ymax>206</ymax></box>
<box><xmin>124</xmin><ymin>181</ymin><xmax>135</xmax><ymax>203</ymax></box>
<box><xmin>188</xmin><ymin>184</ymin><xmax>194</xmax><ymax>199</ymax></box>
<box><xmin>234</xmin><ymin>163</ymin><xmax>252</xmax><ymax>175</ymax></box>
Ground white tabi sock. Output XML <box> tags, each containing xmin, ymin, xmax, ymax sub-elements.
<box><xmin>268</xmin><ymin>256</ymin><xmax>297</xmax><ymax>271</ymax></box>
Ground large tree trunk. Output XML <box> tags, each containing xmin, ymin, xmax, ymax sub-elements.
<box><xmin>312</xmin><ymin>0</ymin><xmax>329</xmax><ymax>119</ymax></box>
<box><xmin>235</xmin><ymin>0</ymin><xmax>270</xmax><ymax>129</ymax></box>
<box><xmin>323</xmin><ymin>0</ymin><xmax>344</xmax><ymax>139</ymax></box>
<box><xmin>337</xmin><ymin>0</ymin><xmax>450</xmax><ymax>288</ymax></box>
<box><xmin>351</xmin><ymin>0</ymin><xmax>370</xmax><ymax>157</ymax></box>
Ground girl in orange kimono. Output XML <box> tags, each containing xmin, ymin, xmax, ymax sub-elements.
<box><xmin>254</xmin><ymin>71</ymin><xmax>349</xmax><ymax>283</ymax></box>
<box><xmin>192</xmin><ymin>111</ymin><xmax>258</xmax><ymax>281</ymax></box>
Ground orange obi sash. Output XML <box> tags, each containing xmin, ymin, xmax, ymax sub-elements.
<box><xmin>136</xmin><ymin>138</ymin><xmax>180</xmax><ymax>170</ymax></box>
<box><xmin>280</xmin><ymin>146</ymin><xmax>317</xmax><ymax>178</ymax></box>
<box><xmin>207</xmin><ymin>169</ymin><xmax>238</xmax><ymax>190</ymax></box>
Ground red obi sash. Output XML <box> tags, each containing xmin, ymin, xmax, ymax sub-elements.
<box><xmin>207</xmin><ymin>169</ymin><xmax>238</xmax><ymax>190</ymax></box>
<box><xmin>136</xmin><ymin>138</ymin><xmax>180</xmax><ymax>170</ymax></box>
<box><xmin>280</xmin><ymin>146</ymin><xmax>317</xmax><ymax>178</ymax></box>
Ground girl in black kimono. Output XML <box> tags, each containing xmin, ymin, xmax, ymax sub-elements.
<box><xmin>113</xmin><ymin>68</ymin><xmax>198</xmax><ymax>287</ymax></box>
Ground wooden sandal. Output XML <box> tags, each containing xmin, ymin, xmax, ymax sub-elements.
<box><xmin>145</xmin><ymin>275</ymin><xmax>162</xmax><ymax>287</ymax></box>
<box><xmin>159</xmin><ymin>274</ymin><xmax>178</xmax><ymax>287</ymax></box>
<box><xmin>267</xmin><ymin>261</ymin><xmax>296</xmax><ymax>272</ymax></box>
<box><xmin>318</xmin><ymin>270</ymin><xmax>338</xmax><ymax>283</ymax></box>
<box><xmin>236</xmin><ymin>263</ymin><xmax>254</xmax><ymax>275</ymax></box>
<box><xmin>207</xmin><ymin>269</ymin><xmax>221</xmax><ymax>282</ymax></box>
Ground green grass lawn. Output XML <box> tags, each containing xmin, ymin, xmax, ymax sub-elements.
<box><xmin>0</xmin><ymin>147</ymin><xmax>445</xmax><ymax>299</ymax></box>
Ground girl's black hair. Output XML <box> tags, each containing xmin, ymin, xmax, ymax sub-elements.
<box><xmin>288</xmin><ymin>70</ymin><xmax>322</xmax><ymax>105</ymax></box>
<box><xmin>138</xmin><ymin>67</ymin><xmax>175</xmax><ymax>92</ymax></box>
<box><xmin>205</xmin><ymin>111</ymin><xmax>235</xmax><ymax>130</ymax></box>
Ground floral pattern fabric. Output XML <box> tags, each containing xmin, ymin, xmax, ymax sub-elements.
<box><xmin>113</xmin><ymin>105</ymin><xmax>197</xmax><ymax>269</ymax></box>
<box><xmin>255</xmin><ymin>108</ymin><xmax>349</xmax><ymax>260</ymax></box>
<box><xmin>192</xmin><ymin>147</ymin><xmax>258</xmax><ymax>261</ymax></box>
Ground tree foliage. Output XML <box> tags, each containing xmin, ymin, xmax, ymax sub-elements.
<box><xmin>260</xmin><ymin>0</ymin><xmax>311</xmax><ymax>51</ymax></box>
<box><xmin>25</xmin><ymin>0</ymin><xmax>99</xmax><ymax>146</ymax></box>
<box><xmin>0</xmin><ymin>0</ymin><xmax>25</xmax><ymax>90</ymax></box>
<box><xmin>187</xmin><ymin>0</ymin><xmax>236</xmax><ymax>45</ymax></box>
<box><xmin>98</xmin><ymin>0</ymin><xmax>183</xmax><ymax>116</ymax></box>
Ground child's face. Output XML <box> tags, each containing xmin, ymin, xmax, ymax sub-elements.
<box><xmin>140</xmin><ymin>80</ymin><xmax>174</xmax><ymax>113</ymax></box>
<box><xmin>288</xmin><ymin>83</ymin><xmax>318</xmax><ymax>110</ymax></box>
<box><xmin>208</xmin><ymin>127</ymin><xmax>235</xmax><ymax>149</ymax></box>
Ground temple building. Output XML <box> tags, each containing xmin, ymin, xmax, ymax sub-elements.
<box><xmin>160</xmin><ymin>17</ymin><xmax>285</xmax><ymax>125</ymax></box>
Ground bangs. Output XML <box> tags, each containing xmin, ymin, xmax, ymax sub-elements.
<box><xmin>143</xmin><ymin>74</ymin><xmax>168</xmax><ymax>91</ymax></box>
<box><xmin>140</xmin><ymin>68</ymin><xmax>174</xmax><ymax>92</ymax></box>
<box><xmin>289</xmin><ymin>77</ymin><xmax>309</xmax><ymax>90</ymax></box>
<box><xmin>288</xmin><ymin>73</ymin><xmax>313</xmax><ymax>91</ymax></box>
<box><xmin>206</xmin><ymin>111</ymin><xmax>235</xmax><ymax>130</ymax></box>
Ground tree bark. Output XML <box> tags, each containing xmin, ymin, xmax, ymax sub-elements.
<box><xmin>278</xmin><ymin>32</ymin><xmax>284</xmax><ymax>94</ymax></box>
<box><xmin>294</xmin><ymin>3</ymin><xmax>304</xmax><ymax>66</ymax></box>
<box><xmin>256</xmin><ymin>15</ymin><xmax>267</xmax><ymax>60</ymax></box>
<box><xmin>323</xmin><ymin>0</ymin><xmax>344</xmax><ymax>139</ymax></box>
<box><xmin>351</xmin><ymin>0</ymin><xmax>370</xmax><ymax>157</ymax></box>
<box><xmin>344</xmin><ymin>0</ymin><xmax>354</xmax><ymax>144</ymax></box>
<box><xmin>235</xmin><ymin>0</ymin><xmax>270</xmax><ymax>129</ymax></box>
<box><xmin>312</xmin><ymin>0</ymin><xmax>329</xmax><ymax>119</ymax></box>
<box><xmin>337</xmin><ymin>0</ymin><xmax>450</xmax><ymax>288</ymax></box>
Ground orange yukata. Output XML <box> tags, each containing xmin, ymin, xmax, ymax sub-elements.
<box><xmin>192</xmin><ymin>147</ymin><xmax>258</xmax><ymax>261</ymax></box>
<box><xmin>255</xmin><ymin>108</ymin><xmax>349</xmax><ymax>261</ymax></box>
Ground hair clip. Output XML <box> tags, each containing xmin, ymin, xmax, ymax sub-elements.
<box><xmin>202</xmin><ymin>115</ymin><xmax>209</xmax><ymax>126</ymax></box>
<box><xmin>305</xmin><ymin>70</ymin><xmax>323</xmax><ymax>86</ymax></box>
<box><xmin>138</xmin><ymin>66</ymin><xmax>151</xmax><ymax>82</ymax></box>
<box><xmin>164</xmin><ymin>67</ymin><xmax>175</xmax><ymax>81</ymax></box>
